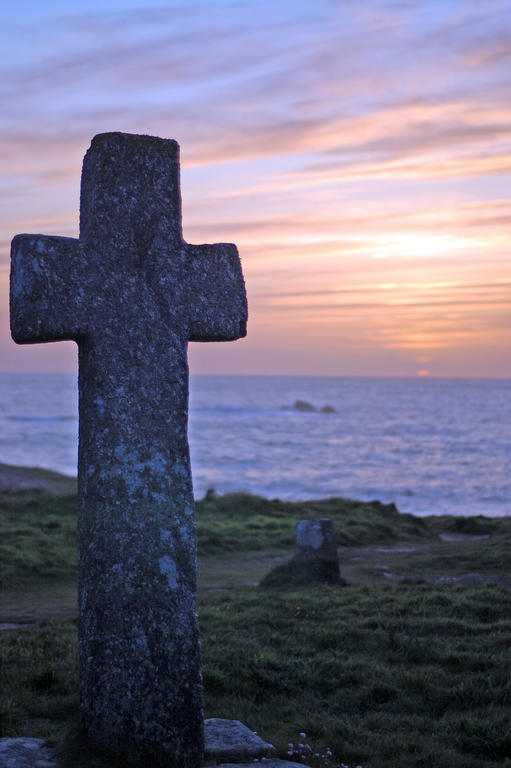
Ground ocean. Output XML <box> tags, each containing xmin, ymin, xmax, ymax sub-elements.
<box><xmin>0</xmin><ymin>372</ymin><xmax>509</xmax><ymax>517</ymax></box>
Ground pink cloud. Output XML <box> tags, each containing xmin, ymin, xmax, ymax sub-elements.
<box><xmin>1</xmin><ymin>0</ymin><xmax>510</xmax><ymax>376</ymax></box>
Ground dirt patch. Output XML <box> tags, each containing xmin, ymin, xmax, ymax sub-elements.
<box><xmin>1</xmin><ymin>583</ymin><xmax>78</xmax><ymax>626</ymax></box>
<box><xmin>341</xmin><ymin>537</ymin><xmax>510</xmax><ymax>588</ymax></box>
<box><xmin>2</xmin><ymin>535</ymin><xmax>509</xmax><ymax>628</ymax></box>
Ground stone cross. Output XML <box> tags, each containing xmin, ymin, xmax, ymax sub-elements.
<box><xmin>10</xmin><ymin>132</ymin><xmax>247</xmax><ymax>765</ymax></box>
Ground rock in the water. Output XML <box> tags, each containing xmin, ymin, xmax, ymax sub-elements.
<box><xmin>281</xmin><ymin>401</ymin><xmax>336</xmax><ymax>414</ymax></box>
<box><xmin>292</xmin><ymin>400</ymin><xmax>316</xmax><ymax>412</ymax></box>
<box><xmin>204</xmin><ymin>718</ymin><xmax>276</xmax><ymax>762</ymax></box>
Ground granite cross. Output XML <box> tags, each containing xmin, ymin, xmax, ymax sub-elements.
<box><xmin>10</xmin><ymin>132</ymin><xmax>247</xmax><ymax>764</ymax></box>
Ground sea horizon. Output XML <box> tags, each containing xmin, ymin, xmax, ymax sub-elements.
<box><xmin>1</xmin><ymin>372</ymin><xmax>509</xmax><ymax>517</ymax></box>
<box><xmin>1</xmin><ymin>369</ymin><xmax>510</xmax><ymax>380</ymax></box>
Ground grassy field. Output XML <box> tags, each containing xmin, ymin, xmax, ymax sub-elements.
<box><xmin>1</xmin><ymin>472</ymin><xmax>510</xmax><ymax>768</ymax></box>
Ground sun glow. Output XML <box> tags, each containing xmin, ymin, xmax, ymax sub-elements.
<box><xmin>1</xmin><ymin>1</ymin><xmax>510</xmax><ymax>377</ymax></box>
<box><xmin>371</xmin><ymin>233</ymin><xmax>483</xmax><ymax>260</ymax></box>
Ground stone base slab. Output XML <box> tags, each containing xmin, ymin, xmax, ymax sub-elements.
<box><xmin>0</xmin><ymin>738</ymin><xmax>57</xmax><ymax>768</ymax></box>
<box><xmin>216</xmin><ymin>762</ymin><xmax>307</xmax><ymax>768</ymax></box>
<box><xmin>0</xmin><ymin>721</ymin><xmax>308</xmax><ymax>768</ymax></box>
<box><xmin>204</xmin><ymin>718</ymin><xmax>275</xmax><ymax>763</ymax></box>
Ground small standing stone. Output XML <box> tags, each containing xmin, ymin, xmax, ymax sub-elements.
<box><xmin>260</xmin><ymin>518</ymin><xmax>341</xmax><ymax>587</ymax></box>
<box><xmin>294</xmin><ymin>518</ymin><xmax>341</xmax><ymax>584</ymax></box>
<box><xmin>204</xmin><ymin>718</ymin><xmax>276</xmax><ymax>763</ymax></box>
<box><xmin>295</xmin><ymin>518</ymin><xmax>338</xmax><ymax>562</ymax></box>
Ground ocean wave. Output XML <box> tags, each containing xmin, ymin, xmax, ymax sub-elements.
<box><xmin>1</xmin><ymin>373</ymin><xmax>509</xmax><ymax>517</ymax></box>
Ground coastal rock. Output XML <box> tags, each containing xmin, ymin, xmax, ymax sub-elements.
<box><xmin>293</xmin><ymin>400</ymin><xmax>316</xmax><ymax>412</ymax></box>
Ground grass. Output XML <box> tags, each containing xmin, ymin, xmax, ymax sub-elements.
<box><xmin>1</xmin><ymin>479</ymin><xmax>511</xmax><ymax>767</ymax></box>
<box><xmin>2</xmin><ymin>584</ymin><xmax>511</xmax><ymax>767</ymax></box>
<box><xmin>196</xmin><ymin>491</ymin><xmax>435</xmax><ymax>552</ymax></box>
<box><xmin>0</xmin><ymin>490</ymin><xmax>78</xmax><ymax>588</ymax></box>
<box><xmin>0</xmin><ymin>486</ymin><xmax>452</xmax><ymax>589</ymax></box>
<box><xmin>199</xmin><ymin>584</ymin><xmax>511</xmax><ymax>767</ymax></box>
<box><xmin>2</xmin><ymin>487</ymin><xmax>508</xmax><ymax>590</ymax></box>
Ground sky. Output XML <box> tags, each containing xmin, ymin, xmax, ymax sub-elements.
<box><xmin>1</xmin><ymin>0</ymin><xmax>510</xmax><ymax>377</ymax></box>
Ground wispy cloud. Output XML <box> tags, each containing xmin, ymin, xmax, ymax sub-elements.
<box><xmin>1</xmin><ymin>0</ymin><xmax>510</xmax><ymax>375</ymax></box>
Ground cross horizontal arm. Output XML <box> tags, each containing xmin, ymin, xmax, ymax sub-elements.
<box><xmin>185</xmin><ymin>242</ymin><xmax>248</xmax><ymax>342</ymax></box>
<box><xmin>10</xmin><ymin>234</ymin><xmax>88</xmax><ymax>344</ymax></box>
<box><xmin>9</xmin><ymin>131</ymin><xmax>248</xmax><ymax>762</ymax></box>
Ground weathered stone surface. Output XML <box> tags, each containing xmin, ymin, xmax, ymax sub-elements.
<box><xmin>10</xmin><ymin>132</ymin><xmax>247</xmax><ymax>765</ymax></box>
<box><xmin>0</xmin><ymin>739</ymin><xmax>308</xmax><ymax>768</ymax></box>
<box><xmin>0</xmin><ymin>738</ymin><xmax>56</xmax><ymax>768</ymax></box>
<box><xmin>295</xmin><ymin>518</ymin><xmax>338</xmax><ymax>563</ymax></box>
<box><xmin>294</xmin><ymin>518</ymin><xmax>341</xmax><ymax>583</ymax></box>
<box><xmin>204</xmin><ymin>718</ymin><xmax>276</xmax><ymax>763</ymax></box>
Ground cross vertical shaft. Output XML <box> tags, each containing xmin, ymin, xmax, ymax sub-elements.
<box><xmin>10</xmin><ymin>132</ymin><xmax>247</xmax><ymax>765</ymax></box>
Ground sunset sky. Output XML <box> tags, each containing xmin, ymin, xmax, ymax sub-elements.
<box><xmin>1</xmin><ymin>0</ymin><xmax>510</xmax><ymax>377</ymax></box>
